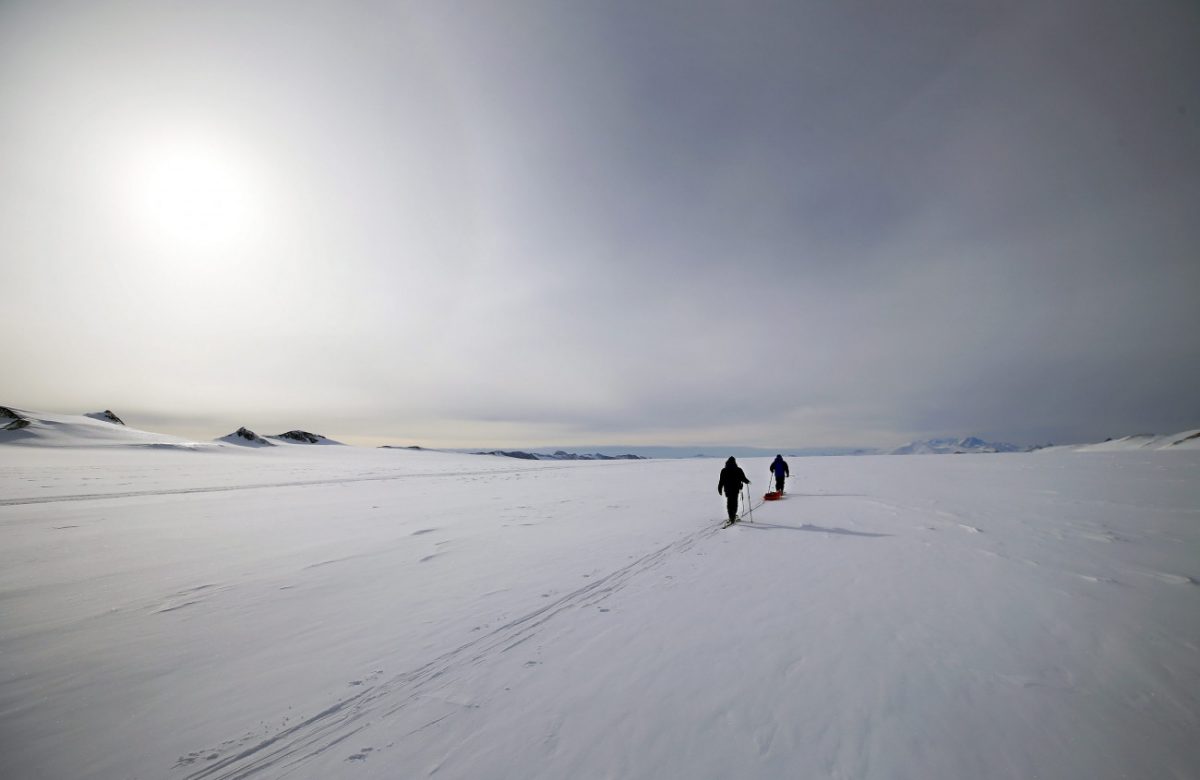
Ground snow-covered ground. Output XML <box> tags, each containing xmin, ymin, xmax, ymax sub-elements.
<box><xmin>2</xmin><ymin>415</ymin><xmax>1198</xmax><ymax>779</ymax></box>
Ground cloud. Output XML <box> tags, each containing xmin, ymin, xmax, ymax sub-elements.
<box><xmin>2</xmin><ymin>0</ymin><xmax>1198</xmax><ymax>448</ymax></box>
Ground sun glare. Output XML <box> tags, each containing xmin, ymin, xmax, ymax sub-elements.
<box><xmin>124</xmin><ymin>136</ymin><xmax>261</xmax><ymax>249</ymax></box>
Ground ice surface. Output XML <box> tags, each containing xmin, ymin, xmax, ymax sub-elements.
<box><xmin>2</xmin><ymin>423</ymin><xmax>1198</xmax><ymax>779</ymax></box>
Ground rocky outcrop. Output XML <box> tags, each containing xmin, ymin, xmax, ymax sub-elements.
<box><xmin>85</xmin><ymin>410</ymin><xmax>126</xmax><ymax>425</ymax></box>
<box><xmin>474</xmin><ymin>450</ymin><xmax>540</xmax><ymax>460</ymax></box>
<box><xmin>0</xmin><ymin>406</ymin><xmax>31</xmax><ymax>431</ymax></box>
<box><xmin>221</xmin><ymin>427</ymin><xmax>275</xmax><ymax>446</ymax></box>
<box><xmin>273</xmin><ymin>430</ymin><xmax>329</xmax><ymax>444</ymax></box>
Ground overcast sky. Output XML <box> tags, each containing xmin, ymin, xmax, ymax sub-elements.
<box><xmin>2</xmin><ymin>0</ymin><xmax>1198</xmax><ymax>449</ymax></box>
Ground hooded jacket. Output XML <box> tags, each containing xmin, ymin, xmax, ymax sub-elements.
<box><xmin>770</xmin><ymin>455</ymin><xmax>790</xmax><ymax>478</ymax></box>
<box><xmin>718</xmin><ymin>457</ymin><xmax>750</xmax><ymax>495</ymax></box>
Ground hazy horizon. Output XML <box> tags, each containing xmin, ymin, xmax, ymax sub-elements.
<box><xmin>6</xmin><ymin>401</ymin><xmax>1186</xmax><ymax>453</ymax></box>
<box><xmin>3</xmin><ymin>1</ymin><xmax>1198</xmax><ymax>450</ymax></box>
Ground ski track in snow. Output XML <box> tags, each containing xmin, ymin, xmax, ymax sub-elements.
<box><xmin>176</xmin><ymin>523</ymin><xmax>722</xmax><ymax>780</ymax></box>
<box><xmin>0</xmin><ymin>466</ymin><xmax>569</xmax><ymax>507</ymax></box>
<box><xmin>155</xmin><ymin>584</ymin><xmax>236</xmax><ymax>614</ymax></box>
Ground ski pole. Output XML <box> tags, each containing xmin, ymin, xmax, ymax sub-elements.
<box><xmin>744</xmin><ymin>486</ymin><xmax>754</xmax><ymax>523</ymax></box>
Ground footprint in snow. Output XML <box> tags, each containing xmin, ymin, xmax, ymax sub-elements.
<box><xmin>1080</xmin><ymin>532</ymin><xmax>1124</xmax><ymax>543</ymax></box>
<box><xmin>1147</xmin><ymin>571</ymin><xmax>1199</xmax><ymax>586</ymax></box>
<box><xmin>1074</xmin><ymin>574</ymin><xmax>1119</xmax><ymax>584</ymax></box>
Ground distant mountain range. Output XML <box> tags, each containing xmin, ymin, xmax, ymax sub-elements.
<box><xmin>473</xmin><ymin>450</ymin><xmax>645</xmax><ymax>461</ymax></box>
<box><xmin>3</xmin><ymin>406</ymin><xmax>1198</xmax><ymax>456</ymax></box>
<box><xmin>888</xmin><ymin>437</ymin><xmax>1027</xmax><ymax>455</ymax></box>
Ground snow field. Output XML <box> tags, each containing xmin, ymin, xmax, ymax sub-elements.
<box><xmin>1</xmin><ymin>446</ymin><xmax>1198</xmax><ymax>779</ymax></box>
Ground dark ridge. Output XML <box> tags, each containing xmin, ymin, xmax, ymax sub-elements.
<box><xmin>0</xmin><ymin>406</ymin><xmax>30</xmax><ymax>432</ymax></box>
<box><xmin>273</xmin><ymin>430</ymin><xmax>327</xmax><ymax>444</ymax></box>
<box><xmin>475</xmin><ymin>450</ymin><xmax>540</xmax><ymax>460</ymax></box>
<box><xmin>474</xmin><ymin>450</ymin><xmax>645</xmax><ymax>461</ymax></box>
<box><xmin>85</xmin><ymin>410</ymin><xmax>125</xmax><ymax>425</ymax></box>
<box><xmin>229</xmin><ymin>427</ymin><xmax>274</xmax><ymax>446</ymax></box>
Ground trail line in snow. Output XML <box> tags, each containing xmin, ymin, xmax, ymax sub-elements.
<box><xmin>176</xmin><ymin>521</ymin><xmax>723</xmax><ymax>780</ymax></box>
<box><xmin>0</xmin><ymin>466</ymin><xmax>574</xmax><ymax>507</ymax></box>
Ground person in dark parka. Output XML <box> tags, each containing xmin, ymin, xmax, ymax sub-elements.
<box><xmin>718</xmin><ymin>457</ymin><xmax>751</xmax><ymax>523</ymax></box>
<box><xmin>770</xmin><ymin>454</ymin><xmax>790</xmax><ymax>493</ymax></box>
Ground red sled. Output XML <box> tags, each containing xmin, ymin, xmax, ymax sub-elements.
<box><xmin>763</xmin><ymin>491</ymin><xmax>783</xmax><ymax>501</ymax></box>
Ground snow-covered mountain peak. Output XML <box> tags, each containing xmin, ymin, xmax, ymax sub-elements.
<box><xmin>217</xmin><ymin>427</ymin><xmax>276</xmax><ymax>447</ymax></box>
<box><xmin>0</xmin><ymin>408</ymin><xmax>204</xmax><ymax>447</ymax></box>
<box><xmin>890</xmin><ymin>437</ymin><xmax>1024</xmax><ymax>455</ymax></box>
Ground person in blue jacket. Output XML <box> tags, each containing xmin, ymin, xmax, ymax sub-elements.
<box><xmin>769</xmin><ymin>454</ymin><xmax>790</xmax><ymax>493</ymax></box>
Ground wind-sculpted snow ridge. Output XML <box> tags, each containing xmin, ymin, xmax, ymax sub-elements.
<box><xmin>1038</xmin><ymin>429</ymin><xmax>1200</xmax><ymax>452</ymax></box>
<box><xmin>0</xmin><ymin>407</ymin><xmax>206</xmax><ymax>447</ymax></box>
<box><xmin>1172</xmin><ymin>430</ymin><xmax>1200</xmax><ymax>447</ymax></box>
<box><xmin>217</xmin><ymin>427</ymin><xmax>276</xmax><ymax>447</ymax></box>
<box><xmin>0</xmin><ymin>405</ymin><xmax>30</xmax><ymax>431</ymax></box>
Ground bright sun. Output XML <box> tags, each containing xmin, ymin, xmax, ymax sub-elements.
<box><xmin>124</xmin><ymin>136</ymin><xmax>261</xmax><ymax>249</ymax></box>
